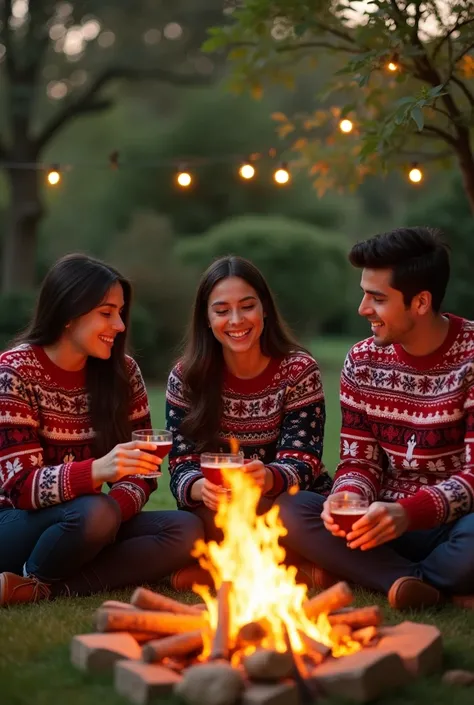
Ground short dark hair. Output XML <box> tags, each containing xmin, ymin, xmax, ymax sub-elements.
<box><xmin>349</xmin><ymin>227</ymin><xmax>450</xmax><ymax>312</ymax></box>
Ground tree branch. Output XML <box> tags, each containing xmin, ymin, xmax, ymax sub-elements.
<box><xmin>454</xmin><ymin>42</ymin><xmax>474</xmax><ymax>66</ymax></box>
<box><xmin>276</xmin><ymin>41</ymin><xmax>363</xmax><ymax>55</ymax></box>
<box><xmin>450</xmin><ymin>74</ymin><xmax>474</xmax><ymax>108</ymax></box>
<box><xmin>432</xmin><ymin>18</ymin><xmax>474</xmax><ymax>60</ymax></box>
<box><xmin>420</xmin><ymin>124</ymin><xmax>459</xmax><ymax>146</ymax></box>
<box><xmin>35</xmin><ymin>66</ymin><xmax>213</xmax><ymax>152</ymax></box>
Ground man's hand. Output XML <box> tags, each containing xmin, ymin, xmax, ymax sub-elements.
<box><xmin>346</xmin><ymin>502</ymin><xmax>409</xmax><ymax>550</ymax></box>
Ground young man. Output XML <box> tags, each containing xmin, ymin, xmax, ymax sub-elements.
<box><xmin>277</xmin><ymin>226</ymin><xmax>474</xmax><ymax>609</ymax></box>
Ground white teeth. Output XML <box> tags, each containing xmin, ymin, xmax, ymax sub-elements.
<box><xmin>100</xmin><ymin>336</ymin><xmax>114</xmax><ymax>343</ymax></box>
<box><xmin>227</xmin><ymin>329</ymin><xmax>250</xmax><ymax>339</ymax></box>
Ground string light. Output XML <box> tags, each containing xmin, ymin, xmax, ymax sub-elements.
<box><xmin>239</xmin><ymin>162</ymin><xmax>255</xmax><ymax>180</ymax></box>
<box><xmin>339</xmin><ymin>118</ymin><xmax>354</xmax><ymax>134</ymax></box>
<box><xmin>46</xmin><ymin>166</ymin><xmax>61</xmax><ymax>186</ymax></box>
<box><xmin>408</xmin><ymin>164</ymin><xmax>423</xmax><ymax>184</ymax></box>
<box><xmin>387</xmin><ymin>61</ymin><xmax>399</xmax><ymax>72</ymax></box>
<box><xmin>176</xmin><ymin>169</ymin><xmax>192</xmax><ymax>188</ymax></box>
<box><xmin>273</xmin><ymin>163</ymin><xmax>290</xmax><ymax>185</ymax></box>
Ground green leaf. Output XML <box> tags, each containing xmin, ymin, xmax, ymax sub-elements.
<box><xmin>411</xmin><ymin>106</ymin><xmax>424</xmax><ymax>131</ymax></box>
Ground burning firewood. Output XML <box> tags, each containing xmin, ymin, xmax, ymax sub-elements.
<box><xmin>131</xmin><ymin>587</ymin><xmax>203</xmax><ymax>615</ymax></box>
<box><xmin>297</xmin><ymin>631</ymin><xmax>331</xmax><ymax>664</ymax></box>
<box><xmin>95</xmin><ymin>608</ymin><xmax>204</xmax><ymax>636</ymax></box>
<box><xmin>352</xmin><ymin>626</ymin><xmax>379</xmax><ymax>646</ymax></box>
<box><xmin>101</xmin><ymin>600</ymin><xmax>137</xmax><ymax>611</ymax></box>
<box><xmin>303</xmin><ymin>581</ymin><xmax>353</xmax><ymax>619</ymax></box>
<box><xmin>328</xmin><ymin>606</ymin><xmax>382</xmax><ymax>629</ymax></box>
<box><xmin>142</xmin><ymin>631</ymin><xmax>203</xmax><ymax>663</ymax></box>
<box><xmin>210</xmin><ymin>581</ymin><xmax>232</xmax><ymax>661</ymax></box>
<box><xmin>236</xmin><ymin>620</ymin><xmax>269</xmax><ymax>648</ymax></box>
<box><xmin>330</xmin><ymin>624</ymin><xmax>353</xmax><ymax>642</ymax></box>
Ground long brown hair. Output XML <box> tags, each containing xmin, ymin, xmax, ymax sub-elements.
<box><xmin>16</xmin><ymin>253</ymin><xmax>133</xmax><ymax>457</ymax></box>
<box><xmin>180</xmin><ymin>255</ymin><xmax>307</xmax><ymax>449</ymax></box>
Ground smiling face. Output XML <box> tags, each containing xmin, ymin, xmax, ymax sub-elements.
<box><xmin>65</xmin><ymin>281</ymin><xmax>126</xmax><ymax>360</ymax></box>
<box><xmin>358</xmin><ymin>268</ymin><xmax>419</xmax><ymax>347</ymax></box>
<box><xmin>207</xmin><ymin>276</ymin><xmax>265</xmax><ymax>356</ymax></box>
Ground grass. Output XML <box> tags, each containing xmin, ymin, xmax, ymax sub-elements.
<box><xmin>3</xmin><ymin>337</ymin><xmax>474</xmax><ymax>704</ymax></box>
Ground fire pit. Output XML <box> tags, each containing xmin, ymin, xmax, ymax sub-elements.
<box><xmin>71</xmin><ymin>471</ymin><xmax>443</xmax><ymax>704</ymax></box>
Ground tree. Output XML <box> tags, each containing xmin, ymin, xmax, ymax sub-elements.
<box><xmin>204</xmin><ymin>1</ymin><xmax>474</xmax><ymax>211</ymax></box>
<box><xmin>0</xmin><ymin>0</ymin><xmax>224</xmax><ymax>291</ymax></box>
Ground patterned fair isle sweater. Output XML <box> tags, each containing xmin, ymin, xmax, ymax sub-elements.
<box><xmin>0</xmin><ymin>344</ymin><xmax>156</xmax><ymax>521</ymax></box>
<box><xmin>166</xmin><ymin>351</ymin><xmax>331</xmax><ymax>509</ymax></box>
<box><xmin>332</xmin><ymin>314</ymin><xmax>474</xmax><ymax>531</ymax></box>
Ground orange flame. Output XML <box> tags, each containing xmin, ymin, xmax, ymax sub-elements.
<box><xmin>192</xmin><ymin>467</ymin><xmax>360</xmax><ymax>659</ymax></box>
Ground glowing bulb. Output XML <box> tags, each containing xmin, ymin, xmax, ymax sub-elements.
<box><xmin>47</xmin><ymin>169</ymin><xmax>61</xmax><ymax>185</ymax></box>
<box><xmin>408</xmin><ymin>167</ymin><xmax>423</xmax><ymax>183</ymax></box>
<box><xmin>273</xmin><ymin>166</ymin><xmax>290</xmax><ymax>185</ymax></box>
<box><xmin>339</xmin><ymin>119</ymin><xmax>353</xmax><ymax>134</ymax></box>
<box><xmin>239</xmin><ymin>163</ymin><xmax>255</xmax><ymax>180</ymax></box>
<box><xmin>177</xmin><ymin>171</ymin><xmax>192</xmax><ymax>187</ymax></box>
<box><xmin>387</xmin><ymin>61</ymin><xmax>399</xmax><ymax>72</ymax></box>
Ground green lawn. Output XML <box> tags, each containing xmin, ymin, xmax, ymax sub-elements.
<box><xmin>2</xmin><ymin>339</ymin><xmax>474</xmax><ymax>704</ymax></box>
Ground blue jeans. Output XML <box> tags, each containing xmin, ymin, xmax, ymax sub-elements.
<box><xmin>0</xmin><ymin>494</ymin><xmax>204</xmax><ymax>596</ymax></box>
<box><xmin>276</xmin><ymin>492</ymin><xmax>474</xmax><ymax>595</ymax></box>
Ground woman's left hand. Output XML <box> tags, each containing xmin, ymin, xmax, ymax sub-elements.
<box><xmin>243</xmin><ymin>459</ymin><xmax>274</xmax><ymax>494</ymax></box>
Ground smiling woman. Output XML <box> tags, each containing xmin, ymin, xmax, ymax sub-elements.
<box><xmin>0</xmin><ymin>254</ymin><xmax>203</xmax><ymax>607</ymax></box>
<box><xmin>165</xmin><ymin>255</ymin><xmax>332</xmax><ymax>588</ymax></box>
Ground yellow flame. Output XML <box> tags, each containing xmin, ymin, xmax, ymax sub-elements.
<box><xmin>192</xmin><ymin>469</ymin><xmax>360</xmax><ymax>658</ymax></box>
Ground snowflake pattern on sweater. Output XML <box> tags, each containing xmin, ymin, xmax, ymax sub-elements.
<box><xmin>332</xmin><ymin>314</ymin><xmax>474</xmax><ymax>530</ymax></box>
<box><xmin>0</xmin><ymin>344</ymin><xmax>155</xmax><ymax>521</ymax></box>
<box><xmin>166</xmin><ymin>351</ymin><xmax>331</xmax><ymax>508</ymax></box>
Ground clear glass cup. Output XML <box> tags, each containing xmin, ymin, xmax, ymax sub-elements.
<box><xmin>200</xmin><ymin>451</ymin><xmax>245</xmax><ymax>486</ymax></box>
<box><xmin>328</xmin><ymin>494</ymin><xmax>369</xmax><ymax>534</ymax></box>
<box><xmin>131</xmin><ymin>429</ymin><xmax>172</xmax><ymax>478</ymax></box>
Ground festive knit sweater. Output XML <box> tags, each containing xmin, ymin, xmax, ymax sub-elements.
<box><xmin>0</xmin><ymin>344</ymin><xmax>156</xmax><ymax>521</ymax></box>
<box><xmin>332</xmin><ymin>314</ymin><xmax>474</xmax><ymax>531</ymax></box>
<box><xmin>166</xmin><ymin>351</ymin><xmax>330</xmax><ymax>509</ymax></box>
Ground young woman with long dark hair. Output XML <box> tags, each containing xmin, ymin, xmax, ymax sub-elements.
<box><xmin>0</xmin><ymin>254</ymin><xmax>203</xmax><ymax>606</ymax></box>
<box><xmin>165</xmin><ymin>255</ymin><xmax>331</xmax><ymax>588</ymax></box>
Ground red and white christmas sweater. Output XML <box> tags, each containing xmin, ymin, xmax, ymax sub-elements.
<box><xmin>0</xmin><ymin>344</ymin><xmax>156</xmax><ymax>521</ymax></box>
<box><xmin>166</xmin><ymin>351</ymin><xmax>330</xmax><ymax>508</ymax></box>
<box><xmin>333</xmin><ymin>314</ymin><xmax>474</xmax><ymax>530</ymax></box>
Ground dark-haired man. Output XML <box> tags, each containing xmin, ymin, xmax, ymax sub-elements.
<box><xmin>277</xmin><ymin>226</ymin><xmax>474</xmax><ymax>609</ymax></box>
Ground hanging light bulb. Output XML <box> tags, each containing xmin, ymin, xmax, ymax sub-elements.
<box><xmin>339</xmin><ymin>118</ymin><xmax>354</xmax><ymax>134</ymax></box>
<box><xmin>46</xmin><ymin>165</ymin><xmax>61</xmax><ymax>186</ymax></box>
<box><xmin>408</xmin><ymin>164</ymin><xmax>423</xmax><ymax>184</ymax></box>
<box><xmin>387</xmin><ymin>61</ymin><xmax>399</xmax><ymax>72</ymax></box>
<box><xmin>239</xmin><ymin>162</ymin><xmax>255</xmax><ymax>180</ymax></box>
<box><xmin>176</xmin><ymin>169</ymin><xmax>192</xmax><ymax>188</ymax></box>
<box><xmin>273</xmin><ymin>163</ymin><xmax>290</xmax><ymax>185</ymax></box>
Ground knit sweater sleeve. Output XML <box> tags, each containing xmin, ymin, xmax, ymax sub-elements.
<box><xmin>265</xmin><ymin>355</ymin><xmax>326</xmax><ymax>495</ymax></box>
<box><xmin>0</xmin><ymin>364</ymin><xmax>95</xmax><ymax>510</ymax></box>
<box><xmin>108</xmin><ymin>357</ymin><xmax>157</xmax><ymax>522</ymax></box>
<box><xmin>166</xmin><ymin>365</ymin><xmax>202</xmax><ymax>509</ymax></box>
<box><xmin>397</xmin><ymin>365</ymin><xmax>474</xmax><ymax>530</ymax></box>
<box><xmin>331</xmin><ymin>350</ymin><xmax>384</xmax><ymax>501</ymax></box>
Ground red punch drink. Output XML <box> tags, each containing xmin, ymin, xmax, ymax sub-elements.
<box><xmin>201</xmin><ymin>452</ymin><xmax>245</xmax><ymax>486</ymax></box>
<box><xmin>328</xmin><ymin>494</ymin><xmax>369</xmax><ymax>535</ymax></box>
<box><xmin>153</xmin><ymin>441</ymin><xmax>172</xmax><ymax>459</ymax></box>
<box><xmin>131</xmin><ymin>429</ymin><xmax>173</xmax><ymax>477</ymax></box>
<box><xmin>329</xmin><ymin>508</ymin><xmax>367</xmax><ymax>534</ymax></box>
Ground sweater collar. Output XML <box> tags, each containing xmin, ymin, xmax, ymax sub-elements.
<box><xmin>393</xmin><ymin>313</ymin><xmax>463</xmax><ymax>371</ymax></box>
<box><xmin>32</xmin><ymin>345</ymin><xmax>86</xmax><ymax>388</ymax></box>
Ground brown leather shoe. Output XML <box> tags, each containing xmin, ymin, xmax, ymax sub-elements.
<box><xmin>388</xmin><ymin>576</ymin><xmax>442</xmax><ymax>610</ymax></box>
<box><xmin>295</xmin><ymin>561</ymin><xmax>340</xmax><ymax>591</ymax></box>
<box><xmin>452</xmin><ymin>594</ymin><xmax>474</xmax><ymax>609</ymax></box>
<box><xmin>170</xmin><ymin>564</ymin><xmax>214</xmax><ymax>592</ymax></box>
<box><xmin>0</xmin><ymin>572</ymin><xmax>51</xmax><ymax>607</ymax></box>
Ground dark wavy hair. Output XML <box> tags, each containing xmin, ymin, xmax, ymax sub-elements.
<box><xmin>16</xmin><ymin>253</ymin><xmax>132</xmax><ymax>457</ymax></box>
<box><xmin>180</xmin><ymin>255</ymin><xmax>306</xmax><ymax>450</ymax></box>
<box><xmin>349</xmin><ymin>226</ymin><xmax>450</xmax><ymax>312</ymax></box>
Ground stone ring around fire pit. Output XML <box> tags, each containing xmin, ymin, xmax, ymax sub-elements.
<box><xmin>71</xmin><ymin>583</ymin><xmax>443</xmax><ymax>705</ymax></box>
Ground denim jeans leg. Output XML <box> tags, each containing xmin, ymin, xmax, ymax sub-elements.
<box><xmin>57</xmin><ymin>509</ymin><xmax>205</xmax><ymax>596</ymax></box>
<box><xmin>276</xmin><ymin>491</ymin><xmax>417</xmax><ymax>594</ymax></box>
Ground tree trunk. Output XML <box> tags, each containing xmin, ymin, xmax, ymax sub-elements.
<box><xmin>455</xmin><ymin>132</ymin><xmax>474</xmax><ymax>215</ymax></box>
<box><xmin>2</xmin><ymin>167</ymin><xmax>44</xmax><ymax>293</ymax></box>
